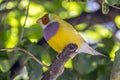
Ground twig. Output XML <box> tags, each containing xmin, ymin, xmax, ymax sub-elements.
<box><xmin>0</xmin><ymin>48</ymin><xmax>49</xmax><ymax>69</ymax></box>
<box><xmin>41</xmin><ymin>43</ymin><xmax>78</xmax><ymax>80</ymax></box>
<box><xmin>108</xmin><ymin>4</ymin><xmax>120</xmax><ymax>10</ymax></box>
<box><xmin>19</xmin><ymin>0</ymin><xmax>30</xmax><ymax>43</ymax></box>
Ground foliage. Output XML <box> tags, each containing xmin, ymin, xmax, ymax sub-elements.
<box><xmin>0</xmin><ymin>0</ymin><xmax>120</xmax><ymax>80</ymax></box>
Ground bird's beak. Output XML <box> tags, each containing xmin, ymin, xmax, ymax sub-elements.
<box><xmin>36</xmin><ymin>18</ymin><xmax>42</xmax><ymax>24</ymax></box>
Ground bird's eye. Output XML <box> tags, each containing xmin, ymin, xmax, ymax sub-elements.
<box><xmin>43</xmin><ymin>17</ymin><xmax>47</xmax><ymax>21</ymax></box>
<box><xmin>41</xmin><ymin>14</ymin><xmax>49</xmax><ymax>25</ymax></box>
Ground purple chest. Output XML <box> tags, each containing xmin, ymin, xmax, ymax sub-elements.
<box><xmin>43</xmin><ymin>22</ymin><xmax>60</xmax><ymax>41</ymax></box>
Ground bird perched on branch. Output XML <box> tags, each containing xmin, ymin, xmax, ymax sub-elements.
<box><xmin>37</xmin><ymin>13</ymin><xmax>104</xmax><ymax>56</ymax></box>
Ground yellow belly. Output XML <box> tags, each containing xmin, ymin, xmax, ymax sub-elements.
<box><xmin>47</xmin><ymin>25</ymin><xmax>84</xmax><ymax>53</ymax></box>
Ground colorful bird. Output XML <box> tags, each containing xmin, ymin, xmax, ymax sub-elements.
<box><xmin>37</xmin><ymin>13</ymin><xmax>104</xmax><ymax>56</ymax></box>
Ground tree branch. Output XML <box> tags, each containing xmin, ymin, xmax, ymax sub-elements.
<box><xmin>66</xmin><ymin>7</ymin><xmax>119</xmax><ymax>28</ymax></box>
<box><xmin>0</xmin><ymin>48</ymin><xmax>49</xmax><ymax>69</ymax></box>
<box><xmin>41</xmin><ymin>43</ymin><xmax>78</xmax><ymax>80</ymax></box>
<box><xmin>110</xmin><ymin>49</ymin><xmax>120</xmax><ymax>80</ymax></box>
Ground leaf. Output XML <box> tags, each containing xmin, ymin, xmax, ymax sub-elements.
<box><xmin>27</xmin><ymin>43</ymin><xmax>57</xmax><ymax>64</ymax></box>
<box><xmin>58</xmin><ymin>68</ymin><xmax>79</xmax><ymax>80</ymax></box>
<box><xmin>25</xmin><ymin>24</ymin><xmax>43</xmax><ymax>40</ymax></box>
<box><xmin>0</xmin><ymin>71</ymin><xmax>10</xmax><ymax>80</ymax></box>
<box><xmin>102</xmin><ymin>37</ymin><xmax>115</xmax><ymax>54</ymax></box>
<box><xmin>25</xmin><ymin>43</ymin><xmax>46</xmax><ymax>80</ymax></box>
<box><xmin>0</xmin><ymin>31</ymin><xmax>6</xmax><ymax>48</ymax></box>
<box><xmin>0</xmin><ymin>50</ymin><xmax>20</xmax><ymax>73</ymax></box>
<box><xmin>97</xmin><ymin>73</ymin><xmax>110</xmax><ymax>80</ymax></box>
<box><xmin>0</xmin><ymin>51</ymin><xmax>9</xmax><ymax>60</ymax></box>
<box><xmin>106</xmin><ymin>0</ymin><xmax>120</xmax><ymax>5</ymax></box>
<box><xmin>27</xmin><ymin>43</ymin><xmax>45</xmax><ymax>58</ymax></box>
<box><xmin>72</xmin><ymin>54</ymin><xmax>99</xmax><ymax>75</ymax></box>
<box><xmin>26</xmin><ymin>59</ymin><xmax>43</xmax><ymax>80</ymax></box>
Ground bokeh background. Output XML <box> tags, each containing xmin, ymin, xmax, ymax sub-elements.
<box><xmin>0</xmin><ymin>0</ymin><xmax>120</xmax><ymax>80</ymax></box>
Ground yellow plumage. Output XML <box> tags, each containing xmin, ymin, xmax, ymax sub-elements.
<box><xmin>47</xmin><ymin>14</ymin><xmax>84</xmax><ymax>53</ymax></box>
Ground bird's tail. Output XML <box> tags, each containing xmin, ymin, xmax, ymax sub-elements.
<box><xmin>76</xmin><ymin>43</ymin><xmax>106</xmax><ymax>56</ymax></box>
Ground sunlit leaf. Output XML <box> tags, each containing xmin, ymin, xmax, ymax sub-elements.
<box><xmin>29</xmin><ymin>2</ymin><xmax>45</xmax><ymax>16</ymax></box>
<box><xmin>62</xmin><ymin>1</ymin><xmax>82</xmax><ymax>17</ymax></box>
<box><xmin>115</xmin><ymin>16</ymin><xmax>120</xmax><ymax>28</ymax></box>
<box><xmin>6</xmin><ymin>1</ymin><xmax>17</xmax><ymax>9</ymax></box>
<box><xmin>75</xmin><ymin>23</ymin><xmax>87</xmax><ymax>31</ymax></box>
<box><xmin>5</xmin><ymin>28</ymin><xmax>18</xmax><ymax>48</ymax></box>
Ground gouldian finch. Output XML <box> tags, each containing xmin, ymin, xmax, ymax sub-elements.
<box><xmin>37</xmin><ymin>13</ymin><xmax>104</xmax><ymax>56</ymax></box>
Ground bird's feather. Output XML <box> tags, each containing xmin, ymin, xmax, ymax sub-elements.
<box><xmin>44</xmin><ymin>22</ymin><xmax>60</xmax><ymax>41</ymax></box>
<box><xmin>76</xmin><ymin>43</ymin><xmax>105</xmax><ymax>56</ymax></box>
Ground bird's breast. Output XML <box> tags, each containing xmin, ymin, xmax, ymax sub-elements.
<box><xmin>43</xmin><ymin>22</ymin><xmax>60</xmax><ymax>41</ymax></box>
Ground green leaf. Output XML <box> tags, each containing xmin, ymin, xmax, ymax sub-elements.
<box><xmin>0</xmin><ymin>71</ymin><xmax>10</xmax><ymax>80</ymax></box>
<box><xmin>25</xmin><ymin>43</ymin><xmax>46</xmax><ymax>80</ymax></box>
<box><xmin>0</xmin><ymin>51</ymin><xmax>9</xmax><ymax>60</ymax></box>
<box><xmin>97</xmin><ymin>73</ymin><xmax>110</xmax><ymax>80</ymax></box>
<box><xmin>72</xmin><ymin>54</ymin><xmax>99</xmax><ymax>75</ymax></box>
<box><xmin>27</xmin><ymin>43</ymin><xmax>57</xmax><ymax>64</ymax></box>
<box><xmin>102</xmin><ymin>37</ymin><xmax>115</xmax><ymax>54</ymax></box>
<box><xmin>27</xmin><ymin>43</ymin><xmax>45</xmax><ymax>58</ymax></box>
<box><xmin>26</xmin><ymin>59</ymin><xmax>43</xmax><ymax>80</ymax></box>
<box><xmin>106</xmin><ymin>0</ymin><xmax>120</xmax><ymax>5</ymax></box>
<box><xmin>58</xmin><ymin>68</ymin><xmax>79</xmax><ymax>80</ymax></box>
<box><xmin>25</xmin><ymin>24</ymin><xmax>43</xmax><ymax>41</ymax></box>
<box><xmin>0</xmin><ymin>31</ymin><xmax>6</xmax><ymax>48</ymax></box>
<box><xmin>0</xmin><ymin>54</ymin><xmax>19</xmax><ymax>72</ymax></box>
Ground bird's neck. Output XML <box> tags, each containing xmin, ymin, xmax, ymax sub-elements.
<box><xmin>43</xmin><ymin>22</ymin><xmax>60</xmax><ymax>41</ymax></box>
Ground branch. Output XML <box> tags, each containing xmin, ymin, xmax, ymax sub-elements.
<box><xmin>0</xmin><ymin>48</ymin><xmax>49</xmax><ymax>69</ymax></box>
<box><xmin>41</xmin><ymin>43</ymin><xmax>78</xmax><ymax>80</ymax></box>
<box><xmin>110</xmin><ymin>49</ymin><xmax>120</xmax><ymax>80</ymax></box>
<box><xmin>66</xmin><ymin>7</ymin><xmax>119</xmax><ymax>27</ymax></box>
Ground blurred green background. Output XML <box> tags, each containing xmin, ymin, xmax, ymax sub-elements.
<box><xmin>0</xmin><ymin>0</ymin><xmax>120</xmax><ymax>80</ymax></box>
